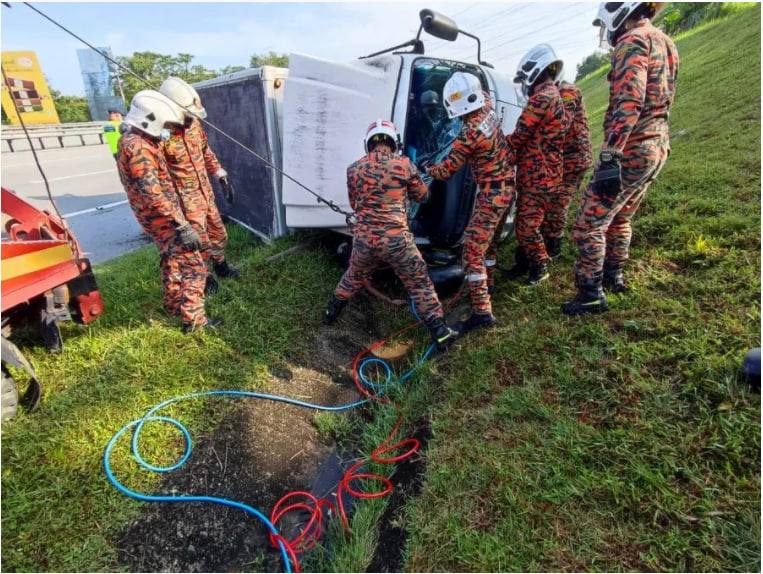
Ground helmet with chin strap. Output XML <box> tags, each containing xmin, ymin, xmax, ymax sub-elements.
<box><xmin>364</xmin><ymin>119</ymin><xmax>401</xmax><ymax>153</ymax></box>
<box><xmin>124</xmin><ymin>90</ymin><xmax>184</xmax><ymax>138</ymax></box>
<box><xmin>514</xmin><ymin>44</ymin><xmax>563</xmax><ymax>98</ymax></box>
<box><xmin>593</xmin><ymin>2</ymin><xmax>663</xmax><ymax>47</ymax></box>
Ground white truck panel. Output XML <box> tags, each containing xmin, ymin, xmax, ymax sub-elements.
<box><xmin>282</xmin><ymin>53</ymin><xmax>403</xmax><ymax>228</ymax></box>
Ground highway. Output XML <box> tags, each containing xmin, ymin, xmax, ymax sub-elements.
<box><xmin>1</xmin><ymin>144</ymin><xmax>150</xmax><ymax>263</ymax></box>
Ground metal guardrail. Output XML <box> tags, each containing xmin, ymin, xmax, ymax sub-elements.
<box><xmin>1</xmin><ymin>122</ymin><xmax>107</xmax><ymax>152</ymax></box>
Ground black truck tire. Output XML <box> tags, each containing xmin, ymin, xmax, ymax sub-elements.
<box><xmin>2</xmin><ymin>368</ymin><xmax>18</xmax><ymax>422</ymax></box>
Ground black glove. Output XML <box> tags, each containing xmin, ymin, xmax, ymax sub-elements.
<box><xmin>176</xmin><ymin>223</ymin><xmax>203</xmax><ymax>251</ymax></box>
<box><xmin>592</xmin><ymin>151</ymin><xmax>622</xmax><ymax>200</ymax></box>
<box><xmin>219</xmin><ymin>176</ymin><xmax>235</xmax><ymax>204</ymax></box>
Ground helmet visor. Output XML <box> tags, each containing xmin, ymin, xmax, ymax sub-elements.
<box><xmin>597</xmin><ymin>24</ymin><xmax>610</xmax><ymax>49</ymax></box>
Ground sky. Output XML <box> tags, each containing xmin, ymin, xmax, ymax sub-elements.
<box><xmin>1</xmin><ymin>1</ymin><xmax>604</xmax><ymax>96</ymax></box>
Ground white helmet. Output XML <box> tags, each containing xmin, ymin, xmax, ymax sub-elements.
<box><xmin>124</xmin><ymin>90</ymin><xmax>185</xmax><ymax>138</ymax></box>
<box><xmin>364</xmin><ymin>119</ymin><xmax>400</xmax><ymax>153</ymax></box>
<box><xmin>593</xmin><ymin>2</ymin><xmax>660</xmax><ymax>47</ymax></box>
<box><xmin>514</xmin><ymin>44</ymin><xmax>563</xmax><ymax>98</ymax></box>
<box><xmin>442</xmin><ymin>72</ymin><xmax>485</xmax><ymax>119</ymax></box>
<box><xmin>159</xmin><ymin>76</ymin><xmax>207</xmax><ymax>119</ymax></box>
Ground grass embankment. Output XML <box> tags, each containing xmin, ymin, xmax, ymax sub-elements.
<box><xmin>399</xmin><ymin>6</ymin><xmax>761</xmax><ymax>572</ymax></box>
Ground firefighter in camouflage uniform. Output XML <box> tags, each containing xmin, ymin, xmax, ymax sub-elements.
<box><xmin>159</xmin><ymin>77</ymin><xmax>239</xmax><ymax>296</ymax></box>
<box><xmin>427</xmin><ymin>72</ymin><xmax>515</xmax><ymax>333</ymax></box>
<box><xmin>324</xmin><ymin>120</ymin><xmax>458</xmax><ymax>352</ymax></box>
<box><xmin>117</xmin><ymin>90</ymin><xmax>218</xmax><ymax>333</ymax></box>
<box><xmin>504</xmin><ymin>44</ymin><xmax>570</xmax><ymax>286</ymax></box>
<box><xmin>548</xmin><ymin>80</ymin><xmax>593</xmax><ymax>257</ymax></box>
<box><xmin>563</xmin><ymin>2</ymin><xmax>678</xmax><ymax>315</ymax></box>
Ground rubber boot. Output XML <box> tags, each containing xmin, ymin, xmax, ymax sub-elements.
<box><xmin>603</xmin><ymin>265</ymin><xmax>629</xmax><ymax>293</ymax></box>
<box><xmin>526</xmin><ymin>260</ymin><xmax>550</xmax><ymax>286</ymax></box>
<box><xmin>214</xmin><ymin>259</ymin><xmax>241</xmax><ymax>279</ymax></box>
<box><xmin>456</xmin><ymin>312</ymin><xmax>497</xmax><ymax>335</ymax></box>
<box><xmin>545</xmin><ymin>237</ymin><xmax>562</xmax><ymax>260</ymax></box>
<box><xmin>425</xmin><ymin>317</ymin><xmax>459</xmax><ymax>352</ymax></box>
<box><xmin>205</xmin><ymin>274</ymin><xmax>219</xmax><ymax>295</ymax></box>
<box><xmin>504</xmin><ymin>247</ymin><xmax>529</xmax><ymax>281</ymax></box>
<box><xmin>561</xmin><ymin>274</ymin><xmax>609</xmax><ymax>316</ymax></box>
<box><xmin>323</xmin><ymin>295</ymin><xmax>348</xmax><ymax>325</ymax></box>
<box><xmin>183</xmin><ymin>317</ymin><xmax>223</xmax><ymax>334</ymax></box>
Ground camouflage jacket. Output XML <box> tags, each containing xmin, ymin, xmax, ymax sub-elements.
<box><xmin>508</xmin><ymin>79</ymin><xmax>570</xmax><ymax>190</ymax></box>
<box><xmin>347</xmin><ymin>150</ymin><xmax>428</xmax><ymax>234</ymax></box>
<box><xmin>558</xmin><ymin>81</ymin><xmax>593</xmax><ymax>173</ymax></box>
<box><xmin>604</xmin><ymin>18</ymin><xmax>679</xmax><ymax>152</ymax></box>
<box><xmin>162</xmin><ymin>118</ymin><xmax>226</xmax><ymax>199</ymax></box>
<box><xmin>117</xmin><ymin>131</ymin><xmax>186</xmax><ymax>233</ymax></box>
<box><xmin>428</xmin><ymin>96</ymin><xmax>514</xmax><ymax>185</ymax></box>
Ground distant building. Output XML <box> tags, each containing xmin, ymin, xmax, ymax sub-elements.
<box><xmin>77</xmin><ymin>47</ymin><xmax>125</xmax><ymax>121</ymax></box>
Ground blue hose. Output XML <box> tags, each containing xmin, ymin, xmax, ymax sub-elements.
<box><xmin>103</xmin><ymin>343</ymin><xmax>435</xmax><ymax>572</ymax></box>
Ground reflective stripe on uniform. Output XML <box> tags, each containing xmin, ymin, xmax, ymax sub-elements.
<box><xmin>484</xmin><ymin>259</ymin><xmax>496</xmax><ymax>267</ymax></box>
<box><xmin>467</xmin><ymin>273</ymin><xmax>487</xmax><ymax>282</ymax></box>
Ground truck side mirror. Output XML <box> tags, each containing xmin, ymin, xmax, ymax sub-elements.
<box><xmin>419</xmin><ymin>9</ymin><xmax>459</xmax><ymax>41</ymax></box>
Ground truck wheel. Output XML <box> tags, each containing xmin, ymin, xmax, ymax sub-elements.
<box><xmin>2</xmin><ymin>369</ymin><xmax>19</xmax><ymax>421</ymax></box>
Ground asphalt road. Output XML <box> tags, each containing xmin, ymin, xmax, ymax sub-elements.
<box><xmin>1</xmin><ymin>144</ymin><xmax>150</xmax><ymax>263</ymax></box>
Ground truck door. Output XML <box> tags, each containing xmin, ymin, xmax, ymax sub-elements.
<box><xmin>484</xmin><ymin>68</ymin><xmax>523</xmax><ymax>135</ymax></box>
<box><xmin>281</xmin><ymin>53</ymin><xmax>403</xmax><ymax>229</ymax></box>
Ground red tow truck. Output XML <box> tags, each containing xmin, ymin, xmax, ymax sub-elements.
<box><xmin>1</xmin><ymin>187</ymin><xmax>105</xmax><ymax>420</ymax></box>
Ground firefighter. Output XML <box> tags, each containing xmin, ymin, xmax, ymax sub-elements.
<box><xmin>323</xmin><ymin>120</ymin><xmax>458</xmax><ymax>352</ymax></box>
<box><xmin>547</xmin><ymin>80</ymin><xmax>593</xmax><ymax>259</ymax></box>
<box><xmin>563</xmin><ymin>2</ymin><xmax>678</xmax><ymax>315</ymax></box>
<box><xmin>104</xmin><ymin>108</ymin><xmax>124</xmax><ymax>160</ymax></box>
<box><xmin>504</xmin><ymin>44</ymin><xmax>569</xmax><ymax>286</ymax></box>
<box><xmin>426</xmin><ymin>72</ymin><xmax>515</xmax><ymax>333</ymax></box>
<box><xmin>159</xmin><ymin>77</ymin><xmax>239</xmax><ymax>296</ymax></box>
<box><xmin>117</xmin><ymin>91</ymin><xmax>217</xmax><ymax>333</ymax></box>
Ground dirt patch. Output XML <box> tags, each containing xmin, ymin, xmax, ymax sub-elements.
<box><xmin>115</xmin><ymin>297</ymin><xmax>384</xmax><ymax>572</ymax></box>
<box><xmin>366</xmin><ymin>415</ymin><xmax>433</xmax><ymax>573</ymax></box>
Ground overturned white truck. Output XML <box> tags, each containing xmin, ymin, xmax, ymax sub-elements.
<box><xmin>195</xmin><ymin>9</ymin><xmax>522</xmax><ymax>289</ymax></box>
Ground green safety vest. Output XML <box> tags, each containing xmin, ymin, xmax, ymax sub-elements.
<box><xmin>103</xmin><ymin>120</ymin><xmax>122</xmax><ymax>155</ymax></box>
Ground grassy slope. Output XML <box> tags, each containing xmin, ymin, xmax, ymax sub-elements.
<box><xmin>0</xmin><ymin>227</ymin><xmax>348</xmax><ymax>571</ymax></box>
<box><xmin>403</xmin><ymin>7</ymin><xmax>761</xmax><ymax>572</ymax></box>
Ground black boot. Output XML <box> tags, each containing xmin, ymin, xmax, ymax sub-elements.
<box><xmin>456</xmin><ymin>312</ymin><xmax>497</xmax><ymax>335</ymax></box>
<box><xmin>425</xmin><ymin>317</ymin><xmax>460</xmax><ymax>352</ymax></box>
<box><xmin>526</xmin><ymin>260</ymin><xmax>550</xmax><ymax>286</ymax></box>
<box><xmin>603</xmin><ymin>265</ymin><xmax>629</xmax><ymax>293</ymax></box>
<box><xmin>323</xmin><ymin>295</ymin><xmax>348</xmax><ymax>325</ymax></box>
<box><xmin>183</xmin><ymin>317</ymin><xmax>223</xmax><ymax>334</ymax></box>
<box><xmin>205</xmin><ymin>274</ymin><xmax>219</xmax><ymax>295</ymax></box>
<box><xmin>213</xmin><ymin>259</ymin><xmax>241</xmax><ymax>279</ymax></box>
<box><xmin>504</xmin><ymin>247</ymin><xmax>529</xmax><ymax>280</ymax></box>
<box><xmin>561</xmin><ymin>274</ymin><xmax>608</xmax><ymax>316</ymax></box>
<box><xmin>545</xmin><ymin>236</ymin><xmax>562</xmax><ymax>260</ymax></box>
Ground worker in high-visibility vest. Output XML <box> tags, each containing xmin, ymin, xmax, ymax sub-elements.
<box><xmin>104</xmin><ymin>108</ymin><xmax>124</xmax><ymax>160</ymax></box>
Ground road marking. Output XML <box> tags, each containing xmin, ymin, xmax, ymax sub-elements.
<box><xmin>63</xmin><ymin>199</ymin><xmax>129</xmax><ymax>219</ymax></box>
<box><xmin>29</xmin><ymin>168</ymin><xmax>116</xmax><ymax>183</ymax></box>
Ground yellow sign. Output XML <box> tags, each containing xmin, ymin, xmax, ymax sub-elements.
<box><xmin>1</xmin><ymin>51</ymin><xmax>60</xmax><ymax>125</ymax></box>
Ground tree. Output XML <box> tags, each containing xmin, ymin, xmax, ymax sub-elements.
<box><xmin>115</xmin><ymin>51</ymin><xmax>218</xmax><ymax>104</ymax></box>
<box><xmin>50</xmin><ymin>89</ymin><xmax>91</xmax><ymax>123</ymax></box>
<box><xmin>575</xmin><ymin>51</ymin><xmax>611</xmax><ymax>81</ymax></box>
<box><xmin>654</xmin><ymin>2</ymin><xmax>753</xmax><ymax>35</ymax></box>
<box><xmin>250</xmin><ymin>52</ymin><xmax>289</xmax><ymax>69</ymax></box>
<box><xmin>219</xmin><ymin>65</ymin><xmax>246</xmax><ymax>75</ymax></box>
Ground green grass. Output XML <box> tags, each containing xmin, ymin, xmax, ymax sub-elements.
<box><xmin>2</xmin><ymin>6</ymin><xmax>760</xmax><ymax>573</ymax></box>
<box><xmin>399</xmin><ymin>6</ymin><xmax>761</xmax><ymax>572</ymax></box>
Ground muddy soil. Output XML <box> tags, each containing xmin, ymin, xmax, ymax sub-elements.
<box><xmin>115</xmin><ymin>297</ymin><xmax>382</xmax><ymax>572</ymax></box>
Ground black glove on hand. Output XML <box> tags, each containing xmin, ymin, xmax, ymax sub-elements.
<box><xmin>592</xmin><ymin>152</ymin><xmax>623</xmax><ymax>200</ymax></box>
<box><xmin>219</xmin><ymin>176</ymin><xmax>235</xmax><ymax>203</ymax></box>
<box><xmin>177</xmin><ymin>223</ymin><xmax>203</xmax><ymax>251</ymax></box>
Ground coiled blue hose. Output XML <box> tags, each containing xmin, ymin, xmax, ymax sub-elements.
<box><xmin>103</xmin><ymin>344</ymin><xmax>435</xmax><ymax>572</ymax></box>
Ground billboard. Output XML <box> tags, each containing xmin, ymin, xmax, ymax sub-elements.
<box><xmin>77</xmin><ymin>47</ymin><xmax>124</xmax><ymax>121</ymax></box>
<box><xmin>1</xmin><ymin>51</ymin><xmax>60</xmax><ymax>125</ymax></box>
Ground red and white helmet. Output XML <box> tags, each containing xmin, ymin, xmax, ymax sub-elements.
<box><xmin>364</xmin><ymin>119</ymin><xmax>400</xmax><ymax>153</ymax></box>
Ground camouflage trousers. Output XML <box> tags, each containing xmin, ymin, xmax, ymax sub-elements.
<box><xmin>463</xmin><ymin>180</ymin><xmax>514</xmax><ymax>315</ymax></box>
<box><xmin>540</xmin><ymin>168</ymin><xmax>588</xmax><ymax>240</ymax></box>
<box><xmin>336</xmin><ymin>228</ymin><xmax>443</xmax><ymax>323</ymax></box>
<box><xmin>573</xmin><ymin>136</ymin><xmax>670</xmax><ymax>281</ymax></box>
<box><xmin>515</xmin><ymin>179</ymin><xmax>563</xmax><ymax>263</ymax></box>
<box><xmin>153</xmin><ymin>226</ymin><xmax>207</xmax><ymax>327</ymax></box>
<box><xmin>180</xmin><ymin>188</ymin><xmax>228</xmax><ymax>266</ymax></box>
